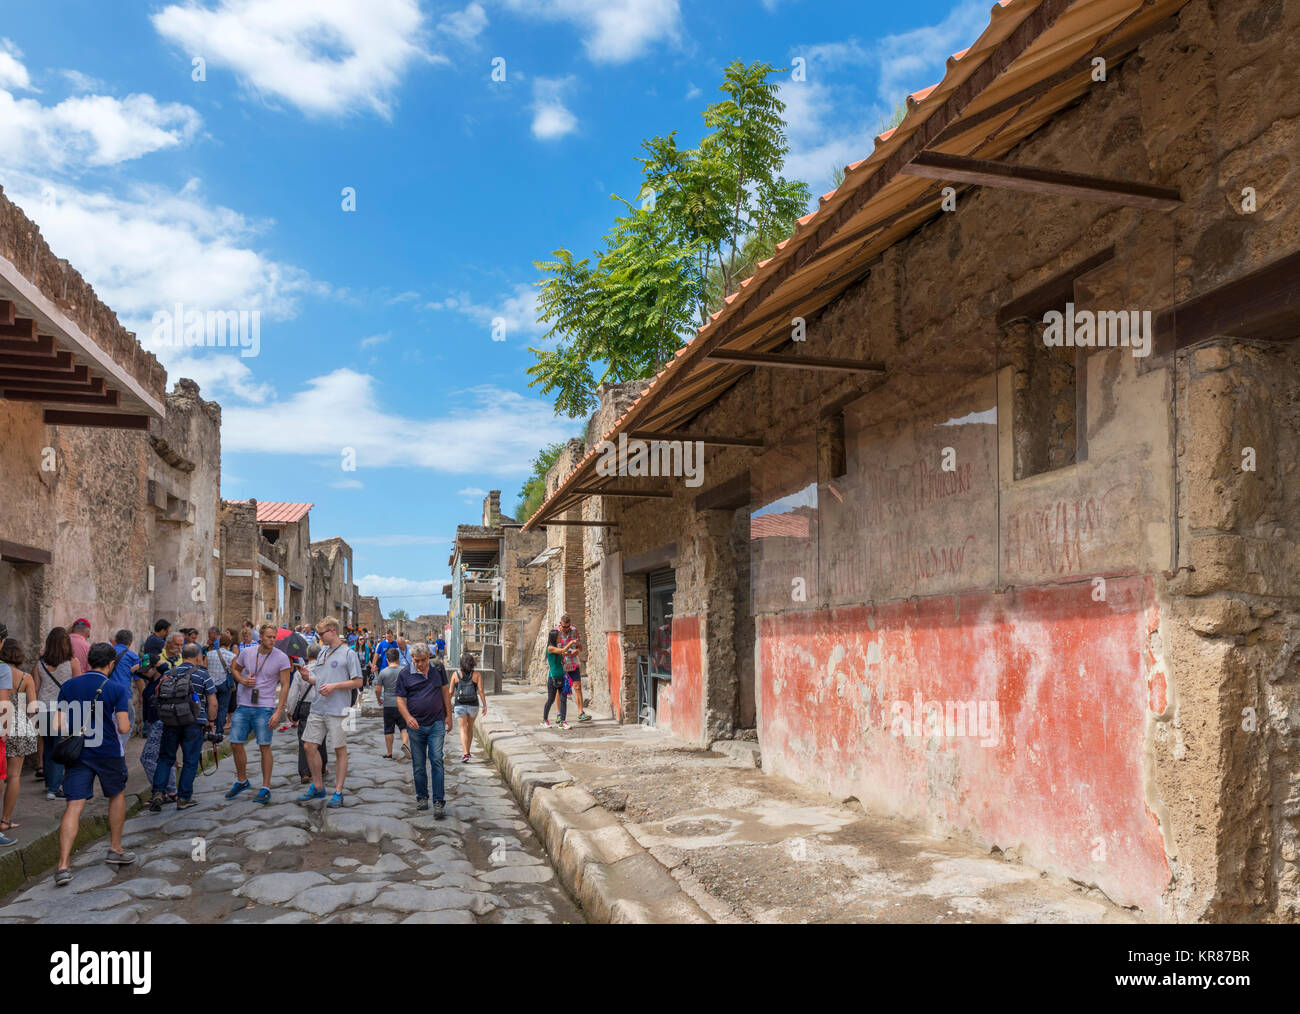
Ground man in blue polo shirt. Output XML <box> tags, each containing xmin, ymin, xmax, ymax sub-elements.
<box><xmin>394</xmin><ymin>643</ymin><xmax>452</xmax><ymax>818</ymax></box>
<box><xmin>54</xmin><ymin>642</ymin><xmax>134</xmax><ymax>886</ymax></box>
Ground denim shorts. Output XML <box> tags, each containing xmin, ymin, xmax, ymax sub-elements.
<box><xmin>230</xmin><ymin>706</ymin><xmax>274</xmax><ymax>746</ymax></box>
<box><xmin>453</xmin><ymin>704</ymin><xmax>479</xmax><ymax>719</ymax></box>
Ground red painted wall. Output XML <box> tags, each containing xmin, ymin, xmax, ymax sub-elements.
<box><xmin>606</xmin><ymin>632</ymin><xmax>623</xmax><ymax>722</ymax></box>
<box><xmin>757</xmin><ymin>576</ymin><xmax>1170</xmax><ymax>912</ymax></box>
<box><xmin>656</xmin><ymin>614</ymin><xmax>703</xmax><ymax>742</ymax></box>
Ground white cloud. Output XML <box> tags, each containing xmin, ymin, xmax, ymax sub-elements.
<box><xmin>424</xmin><ymin>282</ymin><xmax>545</xmax><ymax>339</ymax></box>
<box><xmin>358</xmin><ymin>574</ymin><xmax>448</xmax><ymax>596</ymax></box>
<box><xmin>152</xmin><ymin>0</ymin><xmax>435</xmax><ymax>119</ymax></box>
<box><xmin>0</xmin><ymin>39</ymin><xmax>31</xmax><ymax>91</ymax></box>
<box><xmin>331</xmin><ymin>478</ymin><xmax>365</xmax><ymax>489</ymax></box>
<box><xmin>440</xmin><ymin>1</ymin><xmax>488</xmax><ymax>42</ymax></box>
<box><xmin>60</xmin><ymin>69</ymin><xmax>108</xmax><ymax>93</ymax></box>
<box><xmin>221</xmin><ymin>371</ymin><xmax>575</xmax><ymax>474</ymax></box>
<box><xmin>360</xmin><ymin>331</ymin><xmax>391</xmax><ymax>348</ymax></box>
<box><xmin>459</xmin><ymin>486</ymin><xmax>488</xmax><ymax>497</ymax></box>
<box><xmin>1</xmin><ymin>172</ymin><xmax>321</xmax><ymax>402</ymax></box>
<box><xmin>874</xmin><ymin>0</ymin><xmax>989</xmax><ymax>107</ymax></box>
<box><xmin>0</xmin><ymin>51</ymin><xmax>200</xmax><ymax>171</ymax></box>
<box><xmin>503</xmin><ymin>0</ymin><xmax>681</xmax><ymax>63</ymax></box>
<box><xmin>530</xmin><ymin>75</ymin><xmax>577</xmax><ymax>140</ymax></box>
<box><xmin>778</xmin><ymin>81</ymin><xmax>874</xmax><ymax>193</ymax></box>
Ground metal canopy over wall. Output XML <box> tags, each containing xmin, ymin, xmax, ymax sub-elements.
<box><xmin>524</xmin><ymin>0</ymin><xmax>1193</xmax><ymax>530</ymax></box>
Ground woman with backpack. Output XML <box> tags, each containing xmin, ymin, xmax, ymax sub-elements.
<box><xmin>541</xmin><ymin>630</ymin><xmax>569</xmax><ymax>729</ymax></box>
<box><xmin>449</xmin><ymin>651</ymin><xmax>487</xmax><ymax>763</ymax></box>
<box><xmin>33</xmin><ymin>626</ymin><xmax>80</xmax><ymax>799</ymax></box>
<box><xmin>206</xmin><ymin>631</ymin><xmax>237</xmax><ymax>737</ymax></box>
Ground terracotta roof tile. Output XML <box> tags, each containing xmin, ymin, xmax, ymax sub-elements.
<box><xmin>254</xmin><ymin>501</ymin><xmax>314</xmax><ymax>524</ymax></box>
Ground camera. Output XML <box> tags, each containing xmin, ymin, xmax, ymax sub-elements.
<box><xmin>205</xmin><ymin>729</ymin><xmax>223</xmax><ymax>744</ymax></box>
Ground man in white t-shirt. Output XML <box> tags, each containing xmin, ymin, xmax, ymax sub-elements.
<box><xmin>298</xmin><ymin>617</ymin><xmax>362</xmax><ymax>808</ymax></box>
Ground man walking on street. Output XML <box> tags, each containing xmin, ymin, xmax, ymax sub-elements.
<box><xmin>556</xmin><ymin>614</ymin><xmax>591</xmax><ymax>721</ymax></box>
<box><xmin>227</xmin><ymin>623</ymin><xmax>291</xmax><ymax>805</ymax></box>
<box><xmin>394</xmin><ymin>643</ymin><xmax>451</xmax><ymax>817</ymax></box>
<box><xmin>52</xmin><ymin>642</ymin><xmax>134</xmax><ymax>886</ymax></box>
<box><xmin>148</xmin><ymin>643</ymin><xmax>217</xmax><ymax>812</ymax></box>
<box><xmin>298</xmin><ymin>618</ymin><xmax>362</xmax><ymax>808</ymax></box>
<box><xmin>375</xmin><ymin>647</ymin><xmax>409</xmax><ymax>760</ymax></box>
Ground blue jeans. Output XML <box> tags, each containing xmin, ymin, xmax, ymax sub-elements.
<box><xmin>408</xmin><ymin>722</ymin><xmax>448</xmax><ymax>803</ymax></box>
<box><xmin>42</xmin><ymin>737</ymin><xmax>65</xmax><ymax>795</ymax></box>
<box><xmin>214</xmin><ymin>687</ymin><xmax>232</xmax><ymax>733</ymax></box>
<box><xmin>153</xmin><ymin>723</ymin><xmax>204</xmax><ymax>800</ymax></box>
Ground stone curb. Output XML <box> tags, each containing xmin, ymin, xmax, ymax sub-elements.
<box><xmin>0</xmin><ymin>740</ymin><xmax>234</xmax><ymax>895</ymax></box>
<box><xmin>474</xmin><ymin>711</ymin><xmax>712</xmax><ymax>924</ymax></box>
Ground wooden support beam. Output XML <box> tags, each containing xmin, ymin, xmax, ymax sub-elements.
<box><xmin>538</xmin><ymin>520</ymin><xmax>618</xmax><ymax>527</ymax></box>
<box><xmin>0</xmin><ymin>318</ymin><xmax>38</xmax><ymax>339</ymax></box>
<box><xmin>997</xmin><ymin>246</ymin><xmax>1116</xmax><ymax>325</ymax></box>
<box><xmin>1</xmin><ymin>375</ymin><xmax>102</xmax><ymax>395</ymax></box>
<box><xmin>694</xmin><ymin>471</ymin><xmax>750</xmax><ymax>512</ymax></box>
<box><xmin>43</xmin><ymin>409</ymin><xmax>150</xmax><ymax>431</ymax></box>
<box><xmin>1</xmin><ymin>363</ymin><xmax>88</xmax><ymax>382</ymax></box>
<box><xmin>0</xmin><ymin>349</ymin><xmax>72</xmax><ymax>371</ymax></box>
<box><xmin>570</xmin><ymin>486</ymin><xmax>674</xmax><ymax>499</ymax></box>
<box><xmin>705</xmin><ymin>349</ymin><xmax>886</xmax><ymax>374</ymax></box>
<box><xmin>1159</xmin><ymin>249</ymin><xmax>1300</xmax><ymax>348</ymax></box>
<box><xmin>0</xmin><ymin>300</ymin><xmax>13</xmax><ymax>326</ymax></box>
<box><xmin>3</xmin><ymin>388</ymin><xmax>119</xmax><ymax>407</ymax></box>
<box><xmin>627</xmin><ymin>430</ymin><xmax>764</xmax><ymax>448</ymax></box>
<box><xmin>901</xmin><ymin>151</ymin><xmax>1182</xmax><ymax>210</ymax></box>
<box><xmin>0</xmin><ymin>333</ymin><xmax>55</xmax><ymax>354</ymax></box>
<box><xmin>0</xmin><ymin>539</ymin><xmax>52</xmax><ymax>565</ymax></box>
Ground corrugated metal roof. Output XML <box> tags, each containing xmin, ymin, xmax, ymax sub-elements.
<box><xmin>254</xmin><ymin>501</ymin><xmax>314</xmax><ymax>524</ymax></box>
<box><xmin>750</xmin><ymin>513</ymin><xmax>811</xmax><ymax>540</ymax></box>
<box><xmin>525</xmin><ymin>0</ymin><xmax>1191</xmax><ymax>530</ymax></box>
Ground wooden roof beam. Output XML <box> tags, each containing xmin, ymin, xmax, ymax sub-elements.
<box><xmin>1</xmin><ymin>363</ymin><xmax>89</xmax><ymax>382</ymax></box>
<box><xmin>3</xmin><ymin>388</ymin><xmax>119</xmax><ymax>407</ymax></box>
<box><xmin>0</xmin><ymin>333</ymin><xmax>55</xmax><ymax>354</ymax></box>
<box><xmin>705</xmin><ymin>350</ymin><xmax>886</xmax><ymax>374</ymax></box>
<box><xmin>569</xmin><ymin>486</ymin><xmax>675</xmax><ymax>499</ymax></box>
<box><xmin>627</xmin><ymin>430</ymin><xmax>764</xmax><ymax>448</ymax></box>
<box><xmin>0</xmin><ymin>300</ymin><xmax>13</xmax><ymax>326</ymax></box>
<box><xmin>901</xmin><ymin>151</ymin><xmax>1182</xmax><ymax>211</ymax></box>
<box><xmin>538</xmin><ymin>520</ymin><xmax>619</xmax><ymax>528</ymax></box>
<box><xmin>0</xmin><ymin>349</ymin><xmax>73</xmax><ymax>370</ymax></box>
<box><xmin>0</xmin><ymin>318</ymin><xmax>38</xmax><ymax>339</ymax></box>
<box><xmin>43</xmin><ymin>410</ymin><xmax>150</xmax><ymax>431</ymax></box>
<box><xmin>2</xmin><ymin>375</ymin><xmax>103</xmax><ymax>395</ymax></box>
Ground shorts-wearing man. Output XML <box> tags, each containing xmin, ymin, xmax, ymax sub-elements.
<box><xmin>375</xmin><ymin>648</ymin><xmax>409</xmax><ymax>759</ymax></box>
<box><xmin>226</xmin><ymin>623</ymin><xmax>291</xmax><ymax>805</ymax></box>
<box><xmin>298</xmin><ymin>618</ymin><xmax>362</xmax><ymax>808</ymax></box>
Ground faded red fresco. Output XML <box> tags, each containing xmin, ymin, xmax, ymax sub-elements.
<box><xmin>606</xmin><ymin>632</ymin><xmax>623</xmax><ymax>722</ymax></box>
<box><xmin>757</xmin><ymin>576</ymin><xmax>1170</xmax><ymax>912</ymax></box>
<box><xmin>657</xmin><ymin>614</ymin><xmax>703</xmax><ymax>742</ymax></box>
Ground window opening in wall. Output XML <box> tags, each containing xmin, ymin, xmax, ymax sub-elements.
<box><xmin>1014</xmin><ymin>320</ymin><xmax>1078</xmax><ymax>479</ymax></box>
<box><xmin>647</xmin><ymin>568</ymin><xmax>675</xmax><ymax>678</ymax></box>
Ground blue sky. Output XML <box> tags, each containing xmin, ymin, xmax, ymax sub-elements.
<box><xmin>1</xmin><ymin>0</ymin><xmax>992</xmax><ymax>617</ymax></box>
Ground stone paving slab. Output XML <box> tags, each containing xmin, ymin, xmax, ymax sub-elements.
<box><xmin>0</xmin><ymin>700</ymin><xmax>582</xmax><ymax>924</ymax></box>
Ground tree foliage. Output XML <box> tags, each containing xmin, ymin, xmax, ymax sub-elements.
<box><xmin>513</xmin><ymin>441</ymin><xmax>568</xmax><ymax>523</ymax></box>
<box><xmin>528</xmin><ymin>60</ymin><xmax>811</xmax><ymax>418</ymax></box>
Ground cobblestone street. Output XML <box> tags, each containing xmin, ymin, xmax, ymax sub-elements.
<box><xmin>0</xmin><ymin>695</ymin><xmax>582</xmax><ymax>924</ymax></box>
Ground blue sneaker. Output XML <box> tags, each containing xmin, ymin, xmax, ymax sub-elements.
<box><xmin>327</xmin><ymin>792</ymin><xmax>344</xmax><ymax>808</ymax></box>
<box><xmin>224</xmin><ymin>780</ymin><xmax>250</xmax><ymax>799</ymax></box>
<box><xmin>298</xmin><ymin>785</ymin><xmax>326</xmax><ymax>802</ymax></box>
<box><xmin>254</xmin><ymin>787</ymin><xmax>271</xmax><ymax>805</ymax></box>
<box><xmin>0</xmin><ymin>833</ymin><xmax>16</xmax><ymax>847</ymax></box>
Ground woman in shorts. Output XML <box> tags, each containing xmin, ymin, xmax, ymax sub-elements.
<box><xmin>449</xmin><ymin>651</ymin><xmax>486</xmax><ymax>763</ymax></box>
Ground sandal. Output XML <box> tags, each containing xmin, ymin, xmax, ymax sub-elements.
<box><xmin>164</xmin><ymin>793</ymin><xmax>179</xmax><ymax>803</ymax></box>
<box><xmin>0</xmin><ymin>821</ymin><xmax>20</xmax><ymax>831</ymax></box>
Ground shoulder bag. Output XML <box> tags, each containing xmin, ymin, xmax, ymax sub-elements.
<box><xmin>51</xmin><ymin>677</ymin><xmax>109</xmax><ymax>766</ymax></box>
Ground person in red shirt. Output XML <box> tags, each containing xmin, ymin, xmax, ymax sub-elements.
<box><xmin>68</xmin><ymin>619</ymin><xmax>91</xmax><ymax>675</ymax></box>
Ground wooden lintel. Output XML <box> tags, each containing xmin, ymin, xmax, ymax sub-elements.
<box><xmin>3</xmin><ymin>388</ymin><xmax>119</xmax><ymax>407</ymax></box>
<box><xmin>538</xmin><ymin>520</ymin><xmax>618</xmax><ymax>528</ymax></box>
<box><xmin>570</xmin><ymin>486</ymin><xmax>674</xmax><ymax>499</ymax></box>
<box><xmin>627</xmin><ymin>430</ymin><xmax>764</xmax><ymax>448</ymax></box>
<box><xmin>43</xmin><ymin>409</ymin><xmax>150</xmax><ymax>431</ymax></box>
<box><xmin>901</xmin><ymin>151</ymin><xmax>1182</xmax><ymax>211</ymax></box>
<box><xmin>998</xmin><ymin>246</ymin><xmax>1116</xmax><ymax>325</ymax></box>
<box><xmin>2</xmin><ymin>375</ymin><xmax>102</xmax><ymax>395</ymax></box>
<box><xmin>694</xmin><ymin>471</ymin><xmax>750</xmax><ymax>512</ymax></box>
<box><xmin>0</xmin><ymin>318</ymin><xmax>38</xmax><ymax>340</ymax></box>
<box><xmin>705</xmin><ymin>349</ymin><xmax>886</xmax><ymax>374</ymax></box>
<box><xmin>1159</xmin><ymin>249</ymin><xmax>1300</xmax><ymax>348</ymax></box>
<box><xmin>2</xmin><ymin>363</ymin><xmax>89</xmax><ymax>382</ymax></box>
<box><xmin>0</xmin><ymin>539</ymin><xmax>52</xmax><ymax>565</ymax></box>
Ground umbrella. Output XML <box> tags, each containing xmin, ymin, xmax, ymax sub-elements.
<box><xmin>276</xmin><ymin>631</ymin><xmax>309</xmax><ymax>661</ymax></box>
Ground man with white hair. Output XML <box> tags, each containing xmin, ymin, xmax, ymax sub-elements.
<box><xmin>394</xmin><ymin>642</ymin><xmax>452</xmax><ymax>818</ymax></box>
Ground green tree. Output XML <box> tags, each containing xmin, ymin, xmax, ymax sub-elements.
<box><xmin>514</xmin><ymin>441</ymin><xmax>569</xmax><ymax>522</ymax></box>
<box><xmin>528</xmin><ymin>60</ymin><xmax>810</xmax><ymax>418</ymax></box>
<box><xmin>388</xmin><ymin>609</ymin><xmax>409</xmax><ymax>622</ymax></box>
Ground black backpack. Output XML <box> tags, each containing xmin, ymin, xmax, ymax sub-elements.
<box><xmin>455</xmin><ymin>670</ymin><xmax>479</xmax><ymax>706</ymax></box>
<box><xmin>157</xmin><ymin>663</ymin><xmax>200</xmax><ymax>727</ymax></box>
